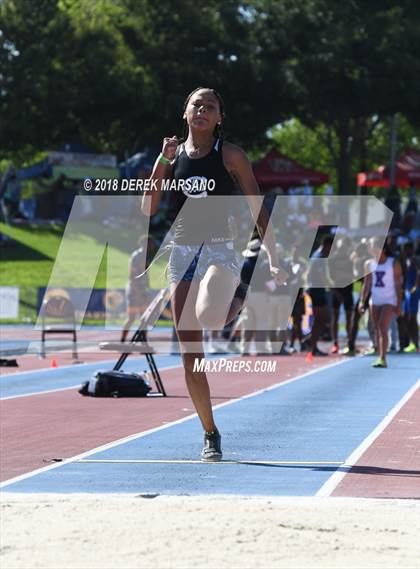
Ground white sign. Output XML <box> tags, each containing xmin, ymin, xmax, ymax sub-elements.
<box><xmin>0</xmin><ymin>287</ymin><xmax>19</xmax><ymax>318</ymax></box>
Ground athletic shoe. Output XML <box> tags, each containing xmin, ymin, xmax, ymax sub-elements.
<box><xmin>201</xmin><ymin>430</ymin><xmax>222</xmax><ymax>462</ymax></box>
<box><xmin>330</xmin><ymin>343</ymin><xmax>339</xmax><ymax>354</ymax></box>
<box><xmin>208</xmin><ymin>342</ymin><xmax>227</xmax><ymax>354</ymax></box>
<box><xmin>364</xmin><ymin>347</ymin><xmax>377</xmax><ymax>356</ymax></box>
<box><xmin>403</xmin><ymin>343</ymin><xmax>418</xmax><ymax>354</ymax></box>
<box><xmin>372</xmin><ymin>358</ymin><xmax>387</xmax><ymax>368</ymax></box>
<box><xmin>340</xmin><ymin>346</ymin><xmax>355</xmax><ymax>356</ymax></box>
<box><xmin>312</xmin><ymin>347</ymin><xmax>328</xmax><ymax>357</ymax></box>
<box><xmin>389</xmin><ymin>344</ymin><xmax>397</xmax><ymax>352</ymax></box>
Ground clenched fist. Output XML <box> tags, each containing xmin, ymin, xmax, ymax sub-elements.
<box><xmin>162</xmin><ymin>136</ymin><xmax>179</xmax><ymax>160</ymax></box>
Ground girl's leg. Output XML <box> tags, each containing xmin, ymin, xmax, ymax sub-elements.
<box><xmin>311</xmin><ymin>305</ymin><xmax>328</xmax><ymax>353</ymax></box>
<box><xmin>344</xmin><ymin>308</ymin><xmax>352</xmax><ymax>342</ymax></box>
<box><xmin>121</xmin><ymin>308</ymin><xmax>149</xmax><ymax>343</ymax></box>
<box><xmin>291</xmin><ymin>314</ymin><xmax>303</xmax><ymax>348</ymax></box>
<box><xmin>196</xmin><ymin>265</ymin><xmax>240</xmax><ymax>330</ymax></box>
<box><xmin>370</xmin><ymin>305</ymin><xmax>380</xmax><ymax>354</ymax></box>
<box><xmin>390</xmin><ymin>315</ymin><xmax>397</xmax><ymax>349</ymax></box>
<box><xmin>397</xmin><ymin>315</ymin><xmax>409</xmax><ymax>350</ymax></box>
<box><xmin>331</xmin><ymin>304</ymin><xmax>340</xmax><ymax>346</ymax></box>
<box><xmin>378</xmin><ymin>305</ymin><xmax>395</xmax><ymax>361</ymax></box>
<box><xmin>240</xmin><ymin>304</ymin><xmax>256</xmax><ymax>355</ymax></box>
<box><xmin>120</xmin><ymin>307</ymin><xmax>138</xmax><ymax>342</ymax></box>
<box><xmin>170</xmin><ymin>281</ymin><xmax>217</xmax><ymax>432</ymax></box>
<box><xmin>348</xmin><ymin>299</ymin><xmax>360</xmax><ymax>351</ymax></box>
<box><xmin>367</xmin><ymin>310</ymin><xmax>376</xmax><ymax>347</ymax></box>
<box><xmin>121</xmin><ymin>318</ymin><xmax>134</xmax><ymax>343</ymax></box>
<box><xmin>407</xmin><ymin>313</ymin><xmax>419</xmax><ymax>348</ymax></box>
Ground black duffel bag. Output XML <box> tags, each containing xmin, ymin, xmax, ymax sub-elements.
<box><xmin>79</xmin><ymin>370</ymin><xmax>151</xmax><ymax>398</ymax></box>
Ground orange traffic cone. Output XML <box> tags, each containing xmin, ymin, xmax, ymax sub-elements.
<box><xmin>50</xmin><ymin>358</ymin><xmax>58</xmax><ymax>368</ymax></box>
<box><xmin>306</xmin><ymin>352</ymin><xmax>313</xmax><ymax>363</ymax></box>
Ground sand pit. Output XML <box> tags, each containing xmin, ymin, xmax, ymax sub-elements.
<box><xmin>1</xmin><ymin>494</ymin><xmax>419</xmax><ymax>569</ymax></box>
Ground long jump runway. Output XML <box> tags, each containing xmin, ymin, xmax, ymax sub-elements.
<box><xmin>1</xmin><ymin>353</ymin><xmax>418</xmax><ymax>498</ymax></box>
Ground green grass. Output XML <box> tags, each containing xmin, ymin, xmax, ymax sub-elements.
<box><xmin>0</xmin><ymin>222</ymin><xmax>169</xmax><ymax>324</ymax></box>
<box><xmin>0</xmin><ymin>222</ymin><xmax>64</xmax><ymax>287</ymax></box>
<box><xmin>0</xmin><ymin>222</ymin><xmax>168</xmax><ymax>288</ymax></box>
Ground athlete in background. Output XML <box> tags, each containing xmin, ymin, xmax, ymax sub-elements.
<box><xmin>401</xmin><ymin>241</ymin><xmax>419</xmax><ymax>353</ymax></box>
<box><xmin>360</xmin><ymin>237</ymin><xmax>403</xmax><ymax>368</ymax></box>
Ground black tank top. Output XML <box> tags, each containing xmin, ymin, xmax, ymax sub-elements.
<box><xmin>170</xmin><ymin>138</ymin><xmax>236</xmax><ymax>244</ymax></box>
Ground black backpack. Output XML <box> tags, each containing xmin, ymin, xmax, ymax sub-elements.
<box><xmin>79</xmin><ymin>370</ymin><xmax>151</xmax><ymax>398</ymax></box>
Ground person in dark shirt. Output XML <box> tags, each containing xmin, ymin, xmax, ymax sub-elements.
<box><xmin>306</xmin><ymin>234</ymin><xmax>334</xmax><ymax>356</ymax></box>
<box><xmin>239</xmin><ymin>238</ymin><xmax>272</xmax><ymax>355</ymax></box>
<box><xmin>120</xmin><ymin>235</ymin><xmax>154</xmax><ymax>343</ymax></box>
<box><xmin>342</xmin><ymin>239</ymin><xmax>375</xmax><ymax>355</ymax></box>
<box><xmin>328</xmin><ymin>235</ymin><xmax>354</xmax><ymax>353</ymax></box>
<box><xmin>401</xmin><ymin>241</ymin><xmax>419</xmax><ymax>353</ymax></box>
<box><xmin>287</xmin><ymin>246</ymin><xmax>307</xmax><ymax>352</ymax></box>
<box><xmin>141</xmin><ymin>87</ymin><xmax>288</xmax><ymax>462</ymax></box>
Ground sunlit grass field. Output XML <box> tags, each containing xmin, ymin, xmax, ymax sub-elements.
<box><xmin>0</xmin><ymin>222</ymin><xmax>168</xmax><ymax>324</ymax></box>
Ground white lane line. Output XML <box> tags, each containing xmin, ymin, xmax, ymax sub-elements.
<box><xmin>0</xmin><ymin>352</ymin><xmax>178</xmax><ymax>379</ymax></box>
<box><xmin>0</xmin><ymin>357</ymin><xmax>352</xmax><ymax>488</ymax></box>
<box><xmin>0</xmin><ymin>352</ymin><xmax>228</xmax><ymax>398</ymax></box>
<box><xmin>1</xmin><ymin>384</ymin><xmax>82</xmax><ymax>400</ymax></box>
<box><xmin>0</xmin><ymin>358</ymin><xmax>115</xmax><ymax>378</ymax></box>
<box><xmin>77</xmin><ymin>459</ymin><xmax>345</xmax><ymax>465</ymax></box>
<box><xmin>0</xmin><ymin>361</ymin><xmax>183</xmax><ymax>401</ymax></box>
<box><xmin>316</xmin><ymin>380</ymin><xmax>420</xmax><ymax>497</ymax></box>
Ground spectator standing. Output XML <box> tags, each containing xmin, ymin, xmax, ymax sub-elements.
<box><xmin>306</xmin><ymin>234</ymin><xmax>334</xmax><ymax>356</ymax></box>
<box><xmin>328</xmin><ymin>235</ymin><xmax>354</xmax><ymax>353</ymax></box>
<box><xmin>401</xmin><ymin>241</ymin><xmax>419</xmax><ymax>353</ymax></box>
<box><xmin>120</xmin><ymin>235</ymin><xmax>154</xmax><ymax>343</ymax></box>
<box><xmin>240</xmin><ymin>238</ymin><xmax>272</xmax><ymax>355</ymax></box>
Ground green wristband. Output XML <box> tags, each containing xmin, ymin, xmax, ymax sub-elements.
<box><xmin>158</xmin><ymin>153</ymin><xmax>171</xmax><ymax>165</ymax></box>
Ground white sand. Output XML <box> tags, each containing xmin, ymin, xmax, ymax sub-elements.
<box><xmin>1</xmin><ymin>494</ymin><xmax>419</xmax><ymax>569</ymax></box>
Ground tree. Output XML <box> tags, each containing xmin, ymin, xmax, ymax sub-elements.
<box><xmin>248</xmin><ymin>0</ymin><xmax>420</xmax><ymax>193</ymax></box>
<box><xmin>269</xmin><ymin>115</ymin><xmax>419</xmax><ymax>194</ymax></box>
<box><xmin>0</xmin><ymin>0</ymin><xmax>143</xmax><ymax>159</ymax></box>
<box><xmin>1</xmin><ymin>0</ymin><xmax>419</xmax><ymax>184</ymax></box>
<box><xmin>1</xmin><ymin>0</ymin><xmax>285</xmax><ymax>160</ymax></box>
<box><xmin>269</xmin><ymin>119</ymin><xmax>336</xmax><ymax>189</ymax></box>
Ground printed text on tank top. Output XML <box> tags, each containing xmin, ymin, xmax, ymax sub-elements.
<box><xmin>370</xmin><ymin>257</ymin><xmax>397</xmax><ymax>306</ymax></box>
<box><xmin>170</xmin><ymin>138</ymin><xmax>236</xmax><ymax>244</ymax></box>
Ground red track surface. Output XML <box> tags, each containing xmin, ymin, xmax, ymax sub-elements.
<box><xmin>0</xmin><ymin>350</ymin><xmax>127</xmax><ymax>374</ymax></box>
<box><xmin>1</xmin><ymin>353</ymin><xmax>337</xmax><ymax>482</ymax></box>
<box><xmin>1</xmin><ymin>327</ymin><xmax>168</xmax><ymax>375</ymax></box>
<box><xmin>332</xmin><ymin>387</ymin><xmax>420</xmax><ymax>499</ymax></box>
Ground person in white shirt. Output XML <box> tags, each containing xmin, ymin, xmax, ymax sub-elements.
<box><xmin>359</xmin><ymin>237</ymin><xmax>403</xmax><ymax>368</ymax></box>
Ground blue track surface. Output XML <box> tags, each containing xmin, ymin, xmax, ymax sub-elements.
<box><xmin>0</xmin><ymin>355</ymin><xmax>183</xmax><ymax>398</ymax></box>
<box><xmin>2</xmin><ymin>354</ymin><xmax>418</xmax><ymax>495</ymax></box>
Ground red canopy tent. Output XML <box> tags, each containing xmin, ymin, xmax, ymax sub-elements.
<box><xmin>253</xmin><ymin>149</ymin><xmax>329</xmax><ymax>190</ymax></box>
<box><xmin>357</xmin><ymin>148</ymin><xmax>420</xmax><ymax>188</ymax></box>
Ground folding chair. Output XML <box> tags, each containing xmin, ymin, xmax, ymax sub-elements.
<box><xmin>99</xmin><ymin>288</ymin><xmax>171</xmax><ymax>396</ymax></box>
<box><xmin>40</xmin><ymin>295</ymin><xmax>78</xmax><ymax>359</ymax></box>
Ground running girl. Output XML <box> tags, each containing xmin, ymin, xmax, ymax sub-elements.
<box><xmin>359</xmin><ymin>237</ymin><xmax>403</xmax><ymax>368</ymax></box>
<box><xmin>142</xmin><ymin>87</ymin><xmax>287</xmax><ymax>461</ymax></box>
